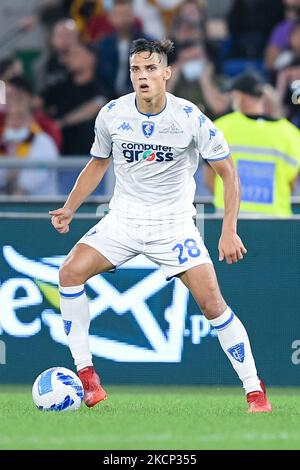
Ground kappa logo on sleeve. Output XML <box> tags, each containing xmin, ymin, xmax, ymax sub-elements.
<box><xmin>198</xmin><ymin>114</ymin><xmax>207</xmax><ymax>127</ymax></box>
<box><xmin>106</xmin><ymin>101</ymin><xmax>116</xmax><ymax>111</ymax></box>
<box><xmin>209</xmin><ymin>128</ymin><xmax>219</xmax><ymax>140</ymax></box>
<box><xmin>183</xmin><ymin>105</ymin><xmax>193</xmax><ymax>117</ymax></box>
<box><xmin>118</xmin><ymin>122</ymin><xmax>133</xmax><ymax>132</ymax></box>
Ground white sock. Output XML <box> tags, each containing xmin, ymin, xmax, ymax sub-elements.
<box><xmin>59</xmin><ymin>284</ymin><xmax>93</xmax><ymax>371</ymax></box>
<box><xmin>209</xmin><ymin>306</ymin><xmax>262</xmax><ymax>394</ymax></box>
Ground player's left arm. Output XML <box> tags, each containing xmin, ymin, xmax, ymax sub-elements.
<box><xmin>208</xmin><ymin>156</ymin><xmax>247</xmax><ymax>264</ymax></box>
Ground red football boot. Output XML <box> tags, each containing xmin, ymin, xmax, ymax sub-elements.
<box><xmin>78</xmin><ymin>366</ymin><xmax>108</xmax><ymax>408</ymax></box>
<box><xmin>246</xmin><ymin>381</ymin><xmax>272</xmax><ymax>413</ymax></box>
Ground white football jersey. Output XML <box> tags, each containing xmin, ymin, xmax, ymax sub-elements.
<box><xmin>91</xmin><ymin>92</ymin><xmax>230</xmax><ymax>223</ymax></box>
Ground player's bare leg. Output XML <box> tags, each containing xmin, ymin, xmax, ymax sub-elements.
<box><xmin>59</xmin><ymin>243</ymin><xmax>114</xmax><ymax>407</ymax></box>
<box><xmin>59</xmin><ymin>243</ymin><xmax>114</xmax><ymax>286</ymax></box>
<box><xmin>178</xmin><ymin>264</ymin><xmax>272</xmax><ymax>413</ymax></box>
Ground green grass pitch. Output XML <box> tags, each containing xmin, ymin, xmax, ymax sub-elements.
<box><xmin>0</xmin><ymin>386</ymin><xmax>300</xmax><ymax>450</ymax></box>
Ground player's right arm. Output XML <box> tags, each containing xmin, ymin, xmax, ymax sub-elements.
<box><xmin>49</xmin><ymin>157</ymin><xmax>111</xmax><ymax>234</ymax></box>
<box><xmin>49</xmin><ymin>107</ymin><xmax>113</xmax><ymax>234</ymax></box>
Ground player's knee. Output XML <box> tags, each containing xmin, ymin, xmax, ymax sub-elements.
<box><xmin>199</xmin><ymin>287</ymin><xmax>225</xmax><ymax>320</ymax></box>
<box><xmin>59</xmin><ymin>264</ymin><xmax>84</xmax><ymax>287</ymax></box>
<box><xmin>201</xmin><ymin>302</ymin><xmax>218</xmax><ymax>319</ymax></box>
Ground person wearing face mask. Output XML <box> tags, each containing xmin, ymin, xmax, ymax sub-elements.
<box><xmin>204</xmin><ymin>72</ymin><xmax>300</xmax><ymax>216</ymax></box>
<box><xmin>167</xmin><ymin>41</ymin><xmax>230</xmax><ymax>120</ymax></box>
<box><xmin>0</xmin><ymin>98</ymin><xmax>58</xmax><ymax>195</ymax></box>
<box><xmin>1</xmin><ymin>76</ymin><xmax>63</xmax><ymax>152</ymax></box>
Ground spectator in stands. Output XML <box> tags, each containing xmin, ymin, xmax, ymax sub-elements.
<box><xmin>42</xmin><ymin>43</ymin><xmax>105</xmax><ymax>156</ymax></box>
<box><xmin>34</xmin><ymin>18</ymin><xmax>81</xmax><ymax>92</ymax></box>
<box><xmin>265</xmin><ymin>0</ymin><xmax>300</xmax><ymax>70</ymax></box>
<box><xmin>204</xmin><ymin>73</ymin><xmax>300</xmax><ymax>216</ymax></box>
<box><xmin>167</xmin><ymin>41</ymin><xmax>230</xmax><ymax>119</ymax></box>
<box><xmin>69</xmin><ymin>0</ymin><xmax>114</xmax><ymax>42</ymax></box>
<box><xmin>0</xmin><ymin>90</ymin><xmax>58</xmax><ymax>196</ymax></box>
<box><xmin>19</xmin><ymin>1</ymin><xmax>114</xmax><ymax>43</ymax></box>
<box><xmin>228</xmin><ymin>0</ymin><xmax>283</xmax><ymax>59</ymax></box>
<box><xmin>269</xmin><ymin>21</ymin><xmax>300</xmax><ymax>128</ymax></box>
<box><xmin>170</xmin><ymin>0</ymin><xmax>207</xmax><ymax>48</ymax></box>
<box><xmin>0</xmin><ymin>74</ymin><xmax>62</xmax><ymax>151</ymax></box>
<box><xmin>276</xmin><ymin>65</ymin><xmax>300</xmax><ymax>128</ymax></box>
<box><xmin>133</xmin><ymin>0</ymin><xmax>184</xmax><ymax>40</ymax></box>
<box><xmin>18</xmin><ymin>0</ymin><xmax>71</xmax><ymax>34</ymax></box>
<box><xmin>0</xmin><ymin>56</ymin><xmax>24</xmax><ymax>116</ymax></box>
<box><xmin>273</xmin><ymin>21</ymin><xmax>300</xmax><ymax>73</ymax></box>
<box><xmin>96</xmin><ymin>0</ymin><xmax>146</xmax><ymax>99</ymax></box>
<box><xmin>0</xmin><ymin>56</ymin><xmax>24</xmax><ymax>82</ymax></box>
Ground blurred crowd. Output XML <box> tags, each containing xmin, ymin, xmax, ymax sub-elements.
<box><xmin>0</xmin><ymin>0</ymin><xmax>300</xmax><ymax>199</ymax></box>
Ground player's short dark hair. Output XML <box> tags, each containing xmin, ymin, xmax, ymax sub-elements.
<box><xmin>129</xmin><ymin>38</ymin><xmax>174</xmax><ymax>65</ymax></box>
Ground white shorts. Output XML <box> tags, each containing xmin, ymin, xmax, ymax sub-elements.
<box><xmin>77</xmin><ymin>211</ymin><xmax>212</xmax><ymax>280</ymax></box>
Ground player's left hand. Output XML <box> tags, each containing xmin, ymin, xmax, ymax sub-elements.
<box><xmin>218</xmin><ymin>231</ymin><xmax>247</xmax><ymax>264</ymax></box>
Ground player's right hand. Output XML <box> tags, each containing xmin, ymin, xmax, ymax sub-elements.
<box><xmin>49</xmin><ymin>207</ymin><xmax>74</xmax><ymax>234</ymax></box>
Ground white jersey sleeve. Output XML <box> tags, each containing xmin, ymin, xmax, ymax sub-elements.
<box><xmin>194</xmin><ymin>112</ymin><xmax>230</xmax><ymax>162</ymax></box>
<box><xmin>90</xmin><ymin>106</ymin><xmax>112</xmax><ymax>159</ymax></box>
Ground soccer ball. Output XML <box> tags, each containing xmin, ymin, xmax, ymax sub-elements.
<box><xmin>32</xmin><ymin>367</ymin><xmax>84</xmax><ymax>411</ymax></box>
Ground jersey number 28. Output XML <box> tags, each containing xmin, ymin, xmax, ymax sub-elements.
<box><xmin>172</xmin><ymin>238</ymin><xmax>201</xmax><ymax>265</ymax></box>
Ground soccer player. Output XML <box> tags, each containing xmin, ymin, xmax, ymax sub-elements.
<box><xmin>49</xmin><ymin>39</ymin><xmax>272</xmax><ymax>413</ymax></box>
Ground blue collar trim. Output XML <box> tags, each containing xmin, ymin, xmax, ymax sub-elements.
<box><xmin>135</xmin><ymin>96</ymin><xmax>167</xmax><ymax>118</ymax></box>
